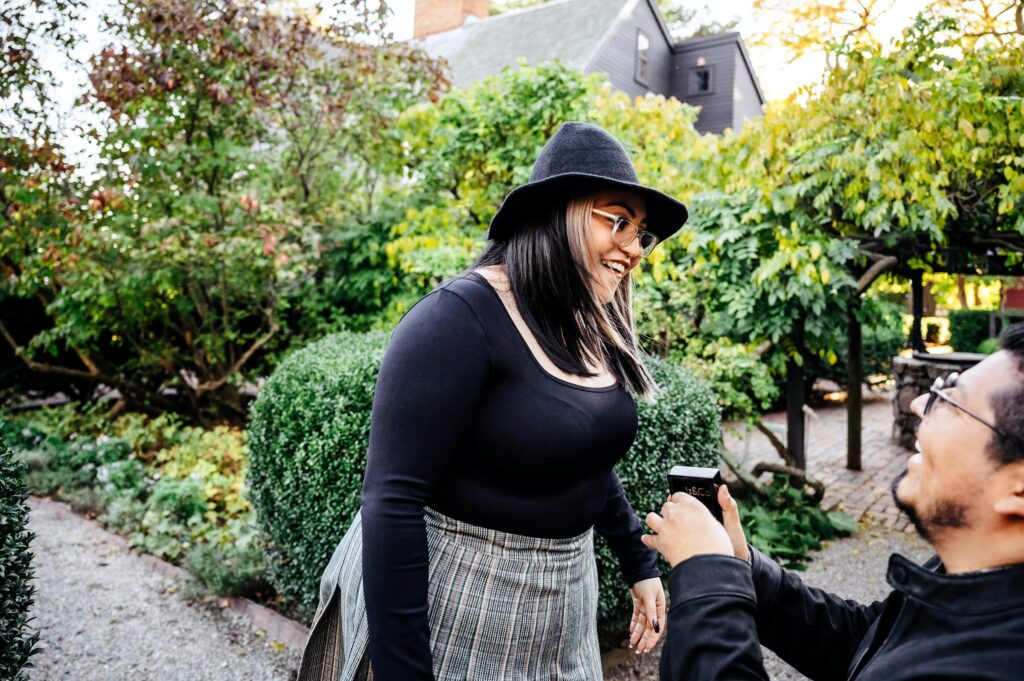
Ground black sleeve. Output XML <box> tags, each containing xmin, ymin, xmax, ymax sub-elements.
<box><xmin>593</xmin><ymin>470</ymin><xmax>660</xmax><ymax>586</ymax></box>
<box><xmin>748</xmin><ymin>547</ymin><xmax>887</xmax><ymax>680</ymax></box>
<box><xmin>662</xmin><ymin>554</ymin><xmax>769</xmax><ymax>681</ymax></box>
<box><xmin>360</xmin><ymin>289</ymin><xmax>491</xmax><ymax>681</ymax></box>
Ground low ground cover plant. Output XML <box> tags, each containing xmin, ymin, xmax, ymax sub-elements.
<box><xmin>740</xmin><ymin>475</ymin><xmax>857</xmax><ymax>570</ymax></box>
<box><xmin>2</xmin><ymin>407</ymin><xmax>270</xmax><ymax>600</ymax></box>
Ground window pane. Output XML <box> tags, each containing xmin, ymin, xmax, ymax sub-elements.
<box><xmin>697</xmin><ymin>69</ymin><xmax>710</xmax><ymax>91</ymax></box>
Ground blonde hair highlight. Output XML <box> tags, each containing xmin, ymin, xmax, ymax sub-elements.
<box><xmin>564</xmin><ymin>195</ymin><xmax>657</xmax><ymax>400</ymax></box>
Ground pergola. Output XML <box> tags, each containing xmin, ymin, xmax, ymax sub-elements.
<box><xmin>784</xmin><ymin>228</ymin><xmax>1024</xmax><ymax>474</ymax></box>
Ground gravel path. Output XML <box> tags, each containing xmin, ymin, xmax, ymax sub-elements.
<box><xmin>27</xmin><ymin>497</ymin><xmax>301</xmax><ymax>681</ymax></box>
<box><xmin>606</xmin><ymin>522</ymin><xmax>933</xmax><ymax>681</ymax></box>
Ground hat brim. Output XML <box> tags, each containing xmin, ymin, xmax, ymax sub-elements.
<box><xmin>486</xmin><ymin>173</ymin><xmax>689</xmax><ymax>244</ymax></box>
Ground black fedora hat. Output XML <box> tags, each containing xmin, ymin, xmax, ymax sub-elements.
<box><xmin>487</xmin><ymin>122</ymin><xmax>689</xmax><ymax>244</ymax></box>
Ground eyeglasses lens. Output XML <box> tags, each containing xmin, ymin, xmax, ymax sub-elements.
<box><xmin>639</xmin><ymin>232</ymin><xmax>658</xmax><ymax>256</ymax></box>
<box><xmin>612</xmin><ymin>219</ymin><xmax>658</xmax><ymax>257</ymax></box>
<box><xmin>925</xmin><ymin>373</ymin><xmax>959</xmax><ymax>416</ymax></box>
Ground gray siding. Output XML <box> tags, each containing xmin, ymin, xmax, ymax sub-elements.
<box><xmin>586</xmin><ymin>0</ymin><xmax>673</xmax><ymax>99</ymax></box>
<box><xmin>671</xmin><ymin>37</ymin><xmax>738</xmax><ymax>134</ymax></box>
<box><xmin>731</xmin><ymin>45</ymin><xmax>764</xmax><ymax>130</ymax></box>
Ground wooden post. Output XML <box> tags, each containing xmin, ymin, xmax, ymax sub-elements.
<box><xmin>847</xmin><ymin>302</ymin><xmax>863</xmax><ymax>471</ymax></box>
<box><xmin>910</xmin><ymin>271</ymin><xmax>925</xmax><ymax>353</ymax></box>
<box><xmin>786</xmin><ymin>358</ymin><xmax>806</xmax><ymax>473</ymax></box>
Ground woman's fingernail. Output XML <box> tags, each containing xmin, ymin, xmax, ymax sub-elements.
<box><xmin>654</xmin><ymin>618</ymin><xmax>660</xmax><ymax>633</ymax></box>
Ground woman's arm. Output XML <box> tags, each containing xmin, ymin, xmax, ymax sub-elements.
<box><xmin>594</xmin><ymin>471</ymin><xmax>665</xmax><ymax>652</ymax></box>
<box><xmin>360</xmin><ymin>288</ymin><xmax>491</xmax><ymax>681</ymax></box>
<box><xmin>594</xmin><ymin>471</ymin><xmax>660</xmax><ymax>585</ymax></box>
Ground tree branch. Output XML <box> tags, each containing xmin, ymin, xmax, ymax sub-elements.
<box><xmin>856</xmin><ymin>255</ymin><xmax>898</xmax><ymax>294</ymax></box>
<box><xmin>750</xmin><ymin>461</ymin><xmax>826</xmax><ymax>505</ymax></box>
<box><xmin>718</xmin><ymin>441</ymin><xmax>766</xmax><ymax>497</ymax></box>
<box><xmin>0</xmin><ymin>316</ymin><xmax>104</xmax><ymax>381</ymax></box>
<box><xmin>194</xmin><ymin>320</ymin><xmax>280</xmax><ymax>394</ymax></box>
<box><xmin>756</xmin><ymin>420</ymin><xmax>795</xmax><ymax>467</ymax></box>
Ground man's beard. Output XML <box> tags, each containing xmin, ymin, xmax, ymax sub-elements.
<box><xmin>890</xmin><ymin>469</ymin><xmax>970</xmax><ymax>542</ymax></box>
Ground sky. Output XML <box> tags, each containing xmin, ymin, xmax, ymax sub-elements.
<box><xmin>37</xmin><ymin>0</ymin><xmax>934</xmax><ymax>174</ymax></box>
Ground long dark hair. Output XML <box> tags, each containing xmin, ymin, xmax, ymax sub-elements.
<box><xmin>472</xmin><ymin>191</ymin><xmax>655</xmax><ymax>399</ymax></box>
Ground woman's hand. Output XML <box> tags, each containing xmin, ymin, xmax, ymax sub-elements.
<box><xmin>641</xmin><ymin>485</ymin><xmax>749</xmax><ymax>568</ymax></box>
<box><xmin>628</xmin><ymin>577</ymin><xmax>665</xmax><ymax>654</ymax></box>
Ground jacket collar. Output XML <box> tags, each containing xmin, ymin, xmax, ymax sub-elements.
<box><xmin>886</xmin><ymin>553</ymin><xmax>1024</xmax><ymax>616</ymax></box>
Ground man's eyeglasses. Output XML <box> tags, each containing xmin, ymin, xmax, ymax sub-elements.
<box><xmin>592</xmin><ymin>208</ymin><xmax>659</xmax><ymax>257</ymax></box>
<box><xmin>925</xmin><ymin>372</ymin><xmax>1021</xmax><ymax>447</ymax></box>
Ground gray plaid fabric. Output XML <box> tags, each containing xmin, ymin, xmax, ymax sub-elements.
<box><xmin>298</xmin><ymin>508</ymin><xmax>602</xmax><ymax>681</ymax></box>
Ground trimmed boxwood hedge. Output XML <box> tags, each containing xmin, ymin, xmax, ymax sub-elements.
<box><xmin>1</xmin><ymin>437</ymin><xmax>41</xmax><ymax>680</ymax></box>
<box><xmin>247</xmin><ymin>331</ymin><xmax>388</xmax><ymax>612</ymax></box>
<box><xmin>948</xmin><ymin>309</ymin><xmax>992</xmax><ymax>353</ymax></box>
<box><xmin>248</xmin><ymin>332</ymin><xmax>720</xmax><ymax>632</ymax></box>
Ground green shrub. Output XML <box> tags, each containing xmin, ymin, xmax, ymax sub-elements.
<box><xmin>0</xmin><ymin>439</ymin><xmax>41</xmax><ymax>680</ymax></box>
<box><xmin>184</xmin><ymin>521</ymin><xmax>270</xmax><ymax>598</ymax></box>
<box><xmin>978</xmin><ymin>337</ymin><xmax>1001</xmax><ymax>354</ymax></box>
<box><xmin>247</xmin><ymin>330</ymin><xmax>388</xmax><ymax>613</ymax></box>
<box><xmin>948</xmin><ymin>309</ymin><xmax>992</xmax><ymax>353</ymax></box>
<box><xmin>740</xmin><ymin>475</ymin><xmax>856</xmax><ymax>570</ymax></box>
<box><xmin>249</xmin><ymin>332</ymin><xmax>721</xmax><ymax>633</ymax></box>
<box><xmin>99</xmin><ymin>495</ymin><xmax>146</xmax><ymax>535</ymax></box>
<box><xmin>595</xmin><ymin>355</ymin><xmax>721</xmax><ymax>632</ymax></box>
<box><xmin>147</xmin><ymin>478</ymin><xmax>209</xmax><ymax>524</ymax></box>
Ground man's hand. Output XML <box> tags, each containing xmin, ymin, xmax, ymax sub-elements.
<box><xmin>642</xmin><ymin>485</ymin><xmax>748</xmax><ymax>567</ymax></box>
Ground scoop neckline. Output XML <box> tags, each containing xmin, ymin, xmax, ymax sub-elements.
<box><xmin>465</xmin><ymin>271</ymin><xmax>620</xmax><ymax>393</ymax></box>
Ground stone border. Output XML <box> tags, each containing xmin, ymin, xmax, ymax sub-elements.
<box><xmin>31</xmin><ymin>496</ymin><xmax>310</xmax><ymax>653</ymax></box>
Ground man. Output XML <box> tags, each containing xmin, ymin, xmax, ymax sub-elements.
<box><xmin>643</xmin><ymin>323</ymin><xmax>1024</xmax><ymax>680</ymax></box>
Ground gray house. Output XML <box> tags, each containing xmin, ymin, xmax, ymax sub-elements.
<box><xmin>414</xmin><ymin>0</ymin><xmax>765</xmax><ymax>134</ymax></box>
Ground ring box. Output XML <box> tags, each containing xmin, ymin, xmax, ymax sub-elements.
<box><xmin>668</xmin><ymin>465</ymin><xmax>723</xmax><ymax>522</ymax></box>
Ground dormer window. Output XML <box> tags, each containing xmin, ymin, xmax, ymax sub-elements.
<box><xmin>635</xmin><ymin>30</ymin><xmax>650</xmax><ymax>85</ymax></box>
<box><xmin>689</xmin><ymin>65</ymin><xmax>714</xmax><ymax>95</ymax></box>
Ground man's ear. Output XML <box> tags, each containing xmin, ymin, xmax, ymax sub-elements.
<box><xmin>992</xmin><ymin>462</ymin><xmax>1024</xmax><ymax>519</ymax></box>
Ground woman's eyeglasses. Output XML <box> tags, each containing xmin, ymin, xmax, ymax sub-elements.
<box><xmin>925</xmin><ymin>372</ymin><xmax>1021</xmax><ymax>448</ymax></box>
<box><xmin>592</xmin><ymin>208</ymin><xmax>659</xmax><ymax>257</ymax></box>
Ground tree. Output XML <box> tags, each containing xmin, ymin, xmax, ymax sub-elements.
<box><xmin>752</xmin><ymin>0</ymin><xmax>1024</xmax><ymax>66</ymax></box>
<box><xmin>3</xmin><ymin>0</ymin><xmax>446</xmax><ymax>420</ymax></box>
<box><xmin>673</xmin><ymin>14</ymin><xmax>1024</xmax><ymax>467</ymax></box>
<box><xmin>657</xmin><ymin>1</ymin><xmax>740</xmax><ymax>42</ymax></box>
<box><xmin>930</xmin><ymin>0</ymin><xmax>1024</xmax><ymax>47</ymax></box>
<box><xmin>0</xmin><ymin>0</ymin><xmax>85</xmax><ymax>397</ymax></box>
<box><xmin>751</xmin><ymin>0</ymin><xmax>898</xmax><ymax>67</ymax></box>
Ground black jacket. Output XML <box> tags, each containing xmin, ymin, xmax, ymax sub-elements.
<box><xmin>662</xmin><ymin>549</ymin><xmax>1024</xmax><ymax>680</ymax></box>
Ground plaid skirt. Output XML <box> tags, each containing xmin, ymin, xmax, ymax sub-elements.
<box><xmin>298</xmin><ymin>507</ymin><xmax>602</xmax><ymax>681</ymax></box>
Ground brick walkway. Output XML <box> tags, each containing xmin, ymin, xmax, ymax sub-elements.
<box><xmin>723</xmin><ymin>394</ymin><xmax>915</xmax><ymax>532</ymax></box>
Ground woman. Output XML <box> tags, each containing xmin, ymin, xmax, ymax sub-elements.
<box><xmin>299</xmin><ymin>122</ymin><xmax>689</xmax><ymax>680</ymax></box>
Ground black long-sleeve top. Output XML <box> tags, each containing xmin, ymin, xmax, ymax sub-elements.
<box><xmin>360</xmin><ymin>272</ymin><xmax>660</xmax><ymax>680</ymax></box>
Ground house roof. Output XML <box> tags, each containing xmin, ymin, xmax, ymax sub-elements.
<box><xmin>673</xmin><ymin>31</ymin><xmax>767</xmax><ymax>105</ymax></box>
<box><xmin>419</xmin><ymin>0</ymin><xmax>631</xmax><ymax>89</ymax></box>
